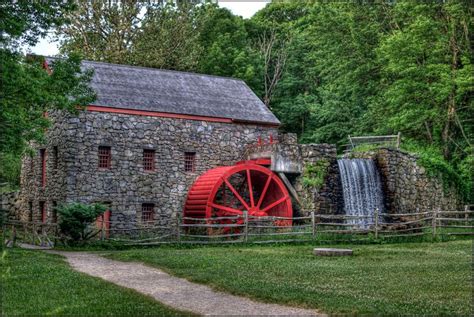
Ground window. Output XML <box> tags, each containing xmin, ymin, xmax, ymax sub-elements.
<box><xmin>53</xmin><ymin>146</ymin><xmax>58</xmax><ymax>170</ymax></box>
<box><xmin>40</xmin><ymin>149</ymin><xmax>46</xmax><ymax>187</ymax></box>
<box><xmin>141</xmin><ymin>203</ymin><xmax>154</xmax><ymax>223</ymax></box>
<box><xmin>52</xmin><ymin>201</ymin><xmax>58</xmax><ymax>223</ymax></box>
<box><xmin>184</xmin><ymin>152</ymin><xmax>196</xmax><ymax>172</ymax></box>
<box><xmin>98</xmin><ymin>146</ymin><xmax>111</xmax><ymax>169</ymax></box>
<box><xmin>143</xmin><ymin>149</ymin><xmax>155</xmax><ymax>171</ymax></box>
<box><xmin>40</xmin><ymin>201</ymin><xmax>46</xmax><ymax>223</ymax></box>
<box><xmin>28</xmin><ymin>201</ymin><xmax>33</xmax><ymax>222</ymax></box>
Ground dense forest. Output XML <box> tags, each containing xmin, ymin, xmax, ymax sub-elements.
<box><xmin>1</xmin><ymin>1</ymin><xmax>473</xmax><ymax>200</ymax></box>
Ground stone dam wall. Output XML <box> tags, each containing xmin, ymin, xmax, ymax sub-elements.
<box><xmin>351</xmin><ymin>148</ymin><xmax>464</xmax><ymax>213</ymax></box>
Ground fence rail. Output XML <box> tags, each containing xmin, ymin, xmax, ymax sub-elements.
<box><xmin>2</xmin><ymin>207</ymin><xmax>473</xmax><ymax>247</ymax></box>
<box><xmin>344</xmin><ymin>132</ymin><xmax>401</xmax><ymax>152</ymax></box>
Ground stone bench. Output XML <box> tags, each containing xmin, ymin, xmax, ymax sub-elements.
<box><xmin>313</xmin><ymin>248</ymin><xmax>353</xmax><ymax>256</ymax></box>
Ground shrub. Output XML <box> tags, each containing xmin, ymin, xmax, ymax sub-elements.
<box><xmin>302</xmin><ymin>159</ymin><xmax>330</xmax><ymax>189</ymax></box>
<box><xmin>57</xmin><ymin>203</ymin><xmax>106</xmax><ymax>243</ymax></box>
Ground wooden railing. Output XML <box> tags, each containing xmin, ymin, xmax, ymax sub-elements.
<box><xmin>345</xmin><ymin>132</ymin><xmax>401</xmax><ymax>152</ymax></box>
<box><xmin>2</xmin><ymin>207</ymin><xmax>473</xmax><ymax>247</ymax></box>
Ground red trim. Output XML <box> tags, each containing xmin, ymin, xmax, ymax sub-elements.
<box><xmin>42</xmin><ymin>60</ymin><xmax>52</xmax><ymax>75</ymax></box>
<box><xmin>85</xmin><ymin>105</ymin><xmax>280</xmax><ymax>127</ymax></box>
<box><xmin>86</xmin><ymin>105</ymin><xmax>233</xmax><ymax>123</ymax></box>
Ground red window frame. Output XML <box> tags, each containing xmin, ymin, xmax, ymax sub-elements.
<box><xmin>141</xmin><ymin>203</ymin><xmax>154</xmax><ymax>223</ymax></box>
<box><xmin>143</xmin><ymin>149</ymin><xmax>155</xmax><ymax>171</ymax></box>
<box><xmin>184</xmin><ymin>152</ymin><xmax>196</xmax><ymax>172</ymax></box>
<box><xmin>98</xmin><ymin>146</ymin><xmax>111</xmax><ymax>169</ymax></box>
<box><xmin>40</xmin><ymin>149</ymin><xmax>46</xmax><ymax>187</ymax></box>
<box><xmin>40</xmin><ymin>201</ymin><xmax>46</xmax><ymax>223</ymax></box>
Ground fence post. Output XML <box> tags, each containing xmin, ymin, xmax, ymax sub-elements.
<box><xmin>432</xmin><ymin>209</ymin><xmax>438</xmax><ymax>239</ymax></box>
<box><xmin>176</xmin><ymin>213</ymin><xmax>181</xmax><ymax>243</ymax></box>
<box><xmin>54</xmin><ymin>224</ymin><xmax>58</xmax><ymax>247</ymax></box>
<box><xmin>11</xmin><ymin>225</ymin><xmax>17</xmax><ymax>246</ymax></box>
<box><xmin>465</xmin><ymin>205</ymin><xmax>469</xmax><ymax>225</ymax></box>
<box><xmin>31</xmin><ymin>223</ymin><xmax>35</xmax><ymax>245</ymax></box>
<box><xmin>311</xmin><ymin>211</ymin><xmax>316</xmax><ymax>238</ymax></box>
<box><xmin>243</xmin><ymin>210</ymin><xmax>249</xmax><ymax>243</ymax></box>
<box><xmin>100</xmin><ymin>216</ymin><xmax>105</xmax><ymax>241</ymax></box>
<box><xmin>396</xmin><ymin>132</ymin><xmax>401</xmax><ymax>149</ymax></box>
<box><xmin>374</xmin><ymin>208</ymin><xmax>379</xmax><ymax>239</ymax></box>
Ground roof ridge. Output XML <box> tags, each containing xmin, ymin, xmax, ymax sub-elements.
<box><xmin>45</xmin><ymin>56</ymin><xmax>245</xmax><ymax>82</ymax></box>
<box><xmin>45</xmin><ymin>56</ymin><xmax>246</xmax><ymax>83</ymax></box>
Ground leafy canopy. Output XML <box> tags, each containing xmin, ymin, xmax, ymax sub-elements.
<box><xmin>0</xmin><ymin>1</ymin><xmax>95</xmax><ymax>188</ymax></box>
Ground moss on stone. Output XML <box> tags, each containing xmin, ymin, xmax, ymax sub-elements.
<box><xmin>302</xmin><ymin>159</ymin><xmax>330</xmax><ymax>189</ymax></box>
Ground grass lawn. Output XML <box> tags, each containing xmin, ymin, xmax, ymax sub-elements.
<box><xmin>1</xmin><ymin>248</ymin><xmax>192</xmax><ymax>316</ymax></box>
<box><xmin>107</xmin><ymin>240</ymin><xmax>472</xmax><ymax>316</ymax></box>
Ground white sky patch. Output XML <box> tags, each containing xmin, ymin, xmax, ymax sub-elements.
<box><xmin>219</xmin><ymin>0</ymin><xmax>269</xmax><ymax>18</ymax></box>
<box><xmin>26</xmin><ymin>1</ymin><xmax>270</xmax><ymax>57</ymax></box>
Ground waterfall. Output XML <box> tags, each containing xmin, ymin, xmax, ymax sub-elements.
<box><xmin>337</xmin><ymin>159</ymin><xmax>384</xmax><ymax>227</ymax></box>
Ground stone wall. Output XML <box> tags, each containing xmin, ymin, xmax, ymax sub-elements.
<box><xmin>19</xmin><ymin>110</ymin><xmax>278</xmax><ymax>230</ymax></box>
<box><xmin>19</xmin><ymin>110</ymin><xmax>70</xmax><ymax>222</ymax></box>
<box><xmin>352</xmin><ymin>148</ymin><xmax>464</xmax><ymax>213</ymax></box>
<box><xmin>0</xmin><ymin>191</ymin><xmax>20</xmax><ymax>221</ymax></box>
<box><xmin>296</xmin><ymin>144</ymin><xmax>343</xmax><ymax>215</ymax></box>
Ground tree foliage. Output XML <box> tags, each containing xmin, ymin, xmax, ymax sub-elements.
<box><xmin>0</xmin><ymin>1</ymin><xmax>95</xmax><ymax>187</ymax></box>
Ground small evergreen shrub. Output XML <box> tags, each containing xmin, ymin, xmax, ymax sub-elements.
<box><xmin>58</xmin><ymin>203</ymin><xmax>106</xmax><ymax>243</ymax></box>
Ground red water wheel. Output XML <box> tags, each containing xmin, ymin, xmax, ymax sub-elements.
<box><xmin>183</xmin><ymin>161</ymin><xmax>293</xmax><ymax>235</ymax></box>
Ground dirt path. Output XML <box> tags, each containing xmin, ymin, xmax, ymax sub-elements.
<box><xmin>49</xmin><ymin>251</ymin><xmax>324</xmax><ymax>316</ymax></box>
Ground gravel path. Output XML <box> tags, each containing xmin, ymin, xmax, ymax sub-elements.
<box><xmin>50</xmin><ymin>251</ymin><xmax>324</xmax><ymax>316</ymax></box>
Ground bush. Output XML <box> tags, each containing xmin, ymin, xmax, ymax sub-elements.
<box><xmin>57</xmin><ymin>203</ymin><xmax>106</xmax><ymax>243</ymax></box>
<box><xmin>302</xmin><ymin>159</ymin><xmax>330</xmax><ymax>189</ymax></box>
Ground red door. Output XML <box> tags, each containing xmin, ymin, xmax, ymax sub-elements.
<box><xmin>96</xmin><ymin>209</ymin><xmax>111</xmax><ymax>238</ymax></box>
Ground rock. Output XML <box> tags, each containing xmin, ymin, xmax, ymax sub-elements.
<box><xmin>313</xmin><ymin>248</ymin><xmax>353</xmax><ymax>256</ymax></box>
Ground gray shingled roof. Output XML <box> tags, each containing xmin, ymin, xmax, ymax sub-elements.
<box><xmin>69</xmin><ymin>59</ymin><xmax>279</xmax><ymax>125</ymax></box>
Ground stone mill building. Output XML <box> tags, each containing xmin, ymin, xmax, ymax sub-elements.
<box><xmin>19</xmin><ymin>60</ymin><xmax>289</xmax><ymax>230</ymax></box>
<box><xmin>14</xmin><ymin>59</ymin><xmax>463</xmax><ymax>233</ymax></box>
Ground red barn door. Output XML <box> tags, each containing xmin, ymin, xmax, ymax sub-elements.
<box><xmin>96</xmin><ymin>208</ymin><xmax>111</xmax><ymax>238</ymax></box>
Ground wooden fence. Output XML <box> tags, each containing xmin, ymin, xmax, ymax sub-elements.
<box><xmin>344</xmin><ymin>133</ymin><xmax>401</xmax><ymax>152</ymax></box>
<box><xmin>3</xmin><ymin>207</ymin><xmax>473</xmax><ymax>247</ymax></box>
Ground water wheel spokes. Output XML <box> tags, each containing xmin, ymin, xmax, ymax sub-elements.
<box><xmin>183</xmin><ymin>162</ymin><xmax>293</xmax><ymax>236</ymax></box>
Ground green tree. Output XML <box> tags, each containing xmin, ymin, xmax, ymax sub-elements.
<box><xmin>0</xmin><ymin>1</ymin><xmax>95</xmax><ymax>188</ymax></box>
<box><xmin>371</xmin><ymin>1</ymin><xmax>473</xmax><ymax>160</ymax></box>
<box><xmin>57</xmin><ymin>0</ymin><xmax>145</xmax><ymax>64</ymax></box>
<box><xmin>131</xmin><ymin>2</ymin><xmax>202</xmax><ymax>71</ymax></box>
<box><xmin>197</xmin><ymin>5</ymin><xmax>255</xmax><ymax>80</ymax></box>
